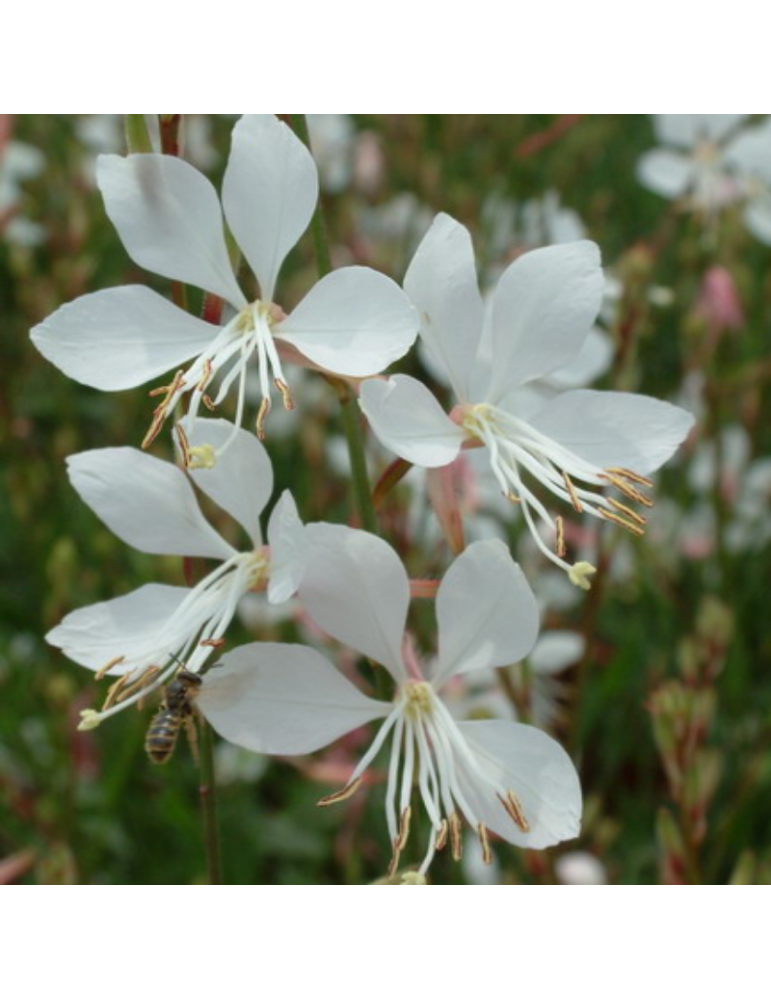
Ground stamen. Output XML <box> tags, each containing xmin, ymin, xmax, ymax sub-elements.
<box><xmin>200</xmin><ymin>638</ymin><xmax>225</xmax><ymax>649</ymax></box>
<box><xmin>598</xmin><ymin>508</ymin><xmax>645</xmax><ymax>536</ymax></box>
<box><xmin>435</xmin><ymin>819</ymin><xmax>449</xmax><ymax>851</ymax></box>
<box><xmin>600</xmin><ymin>473</ymin><xmax>653</xmax><ymax>508</ymax></box>
<box><xmin>143</xmin><ymin>370</ymin><xmax>186</xmax><ymax>449</ymax></box>
<box><xmin>499</xmin><ymin>791</ymin><xmax>530</xmax><ymax>833</ymax></box>
<box><xmin>197</xmin><ymin>358</ymin><xmax>213</xmax><ymax>393</ymax></box>
<box><xmin>606</xmin><ymin>466</ymin><xmax>654</xmax><ymax>488</ymax></box>
<box><xmin>202</xmin><ymin>395</ymin><xmax>216</xmax><ymax>412</ymax></box>
<box><xmin>274</xmin><ymin>378</ymin><xmax>294</xmax><ymax>411</ymax></box>
<box><xmin>555</xmin><ymin>515</ymin><xmax>567</xmax><ymax>558</ymax></box>
<box><xmin>506</xmin><ymin>490</ymin><xmax>522</xmax><ymax>504</ymax></box>
<box><xmin>78</xmin><ymin>709</ymin><xmax>101</xmax><ymax>732</ymax></box>
<box><xmin>449</xmin><ymin>812</ymin><xmax>463</xmax><ymax>861</ymax></box>
<box><xmin>174</xmin><ymin>422</ymin><xmax>191</xmax><ymax>467</ymax></box>
<box><xmin>607</xmin><ymin>497</ymin><xmax>647</xmax><ymax>526</ymax></box>
<box><xmin>562</xmin><ymin>472</ymin><xmax>583</xmax><ymax>512</ymax></box>
<box><xmin>256</xmin><ymin>397</ymin><xmax>270</xmax><ymax>441</ymax></box>
<box><xmin>95</xmin><ymin>655</ymin><xmax>125</xmax><ymax>682</ymax></box>
<box><xmin>397</xmin><ymin>806</ymin><xmax>412</xmax><ymax>852</ymax></box>
<box><xmin>477</xmin><ymin>824</ymin><xmax>493</xmax><ymax>865</ymax></box>
<box><xmin>317</xmin><ymin>775</ymin><xmax>364</xmax><ymax>808</ymax></box>
<box><xmin>101</xmin><ymin>672</ymin><xmax>135</xmax><ymax>710</ymax></box>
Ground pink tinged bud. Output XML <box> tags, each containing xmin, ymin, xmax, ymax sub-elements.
<box><xmin>427</xmin><ymin>463</ymin><xmax>466</xmax><ymax>555</ymax></box>
<box><xmin>696</xmin><ymin>266</ymin><xmax>744</xmax><ymax>335</ymax></box>
<box><xmin>353</xmin><ymin>131</ymin><xmax>385</xmax><ymax>197</ymax></box>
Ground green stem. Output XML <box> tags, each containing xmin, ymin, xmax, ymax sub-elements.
<box><xmin>124</xmin><ymin>115</ymin><xmax>153</xmax><ymax>154</ymax></box>
<box><xmin>289</xmin><ymin>113</ymin><xmax>377</xmax><ymax>534</ymax></box>
<box><xmin>198</xmin><ymin>719</ymin><xmax>222</xmax><ymax>884</ymax></box>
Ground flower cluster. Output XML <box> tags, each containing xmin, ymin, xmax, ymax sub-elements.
<box><xmin>32</xmin><ymin>114</ymin><xmax>695</xmax><ymax>882</ymax></box>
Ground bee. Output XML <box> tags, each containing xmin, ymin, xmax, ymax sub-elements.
<box><xmin>144</xmin><ymin>668</ymin><xmax>202</xmax><ymax>765</ymax></box>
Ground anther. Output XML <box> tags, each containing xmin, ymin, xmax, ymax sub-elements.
<box><xmin>499</xmin><ymin>790</ymin><xmax>530</xmax><ymax>833</ymax></box>
<box><xmin>477</xmin><ymin>824</ymin><xmax>493</xmax><ymax>865</ymax></box>
<box><xmin>599</xmin><ymin>508</ymin><xmax>645</xmax><ymax>536</ymax></box>
<box><xmin>274</xmin><ymin>378</ymin><xmax>294</xmax><ymax>411</ymax></box>
<box><xmin>317</xmin><ymin>775</ymin><xmax>364</xmax><ymax>808</ymax></box>
<box><xmin>200</xmin><ymin>638</ymin><xmax>226</xmax><ymax>649</ymax></box>
<box><xmin>555</xmin><ymin>515</ymin><xmax>567</xmax><ymax>559</ymax></box>
<box><xmin>606</xmin><ymin>467</ymin><xmax>654</xmax><ymax>488</ymax></box>
<box><xmin>174</xmin><ymin>423</ymin><xmax>191</xmax><ymax>466</ymax></box>
<box><xmin>197</xmin><ymin>359</ymin><xmax>213</xmax><ymax>393</ymax></box>
<box><xmin>435</xmin><ymin>819</ymin><xmax>449</xmax><ymax>852</ymax></box>
<box><xmin>95</xmin><ymin>654</ymin><xmax>125</xmax><ymax>682</ymax></box>
<box><xmin>506</xmin><ymin>489</ymin><xmax>522</xmax><ymax>504</ymax></box>
<box><xmin>562</xmin><ymin>472</ymin><xmax>583</xmax><ymax>512</ymax></box>
<box><xmin>449</xmin><ymin>812</ymin><xmax>463</xmax><ymax>861</ymax></box>
<box><xmin>397</xmin><ymin>807</ymin><xmax>412</xmax><ymax>852</ymax></box>
<box><xmin>607</xmin><ymin>497</ymin><xmax>647</xmax><ymax>526</ymax></box>
<box><xmin>256</xmin><ymin>397</ymin><xmax>271</xmax><ymax>441</ymax></box>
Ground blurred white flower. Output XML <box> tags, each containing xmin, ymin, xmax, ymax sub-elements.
<box><xmin>555</xmin><ymin>850</ymin><xmax>608</xmax><ymax>884</ymax></box>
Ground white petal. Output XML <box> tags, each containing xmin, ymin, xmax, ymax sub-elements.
<box><xmin>745</xmin><ymin>195</ymin><xmax>771</xmax><ymax>245</ymax></box>
<box><xmin>30</xmin><ymin>286</ymin><xmax>218</xmax><ymax>391</ymax></box>
<box><xmin>299</xmin><ymin>524</ymin><xmax>410</xmax><ymax>681</ymax></box>
<box><xmin>654</xmin><ymin>114</ymin><xmax>749</xmax><ymax>148</ymax></box>
<box><xmin>222</xmin><ymin>114</ymin><xmax>318</xmax><ymax>301</ymax></box>
<box><xmin>546</xmin><ymin>326</ymin><xmax>614</xmax><ymax>389</ymax></box>
<box><xmin>529</xmin><ymin>631</ymin><xmax>585</xmax><ymax>675</ymax></box>
<box><xmin>433</xmin><ymin>540</ymin><xmax>540</xmax><ymax>686</ymax></box>
<box><xmin>724</xmin><ymin>123</ymin><xmax>771</xmax><ymax>184</ymax></box>
<box><xmin>97</xmin><ymin>154</ymin><xmax>245</xmax><ymax>307</ymax></box>
<box><xmin>276</xmin><ymin>267</ymin><xmax>418</xmax><ymax>377</ymax></box>
<box><xmin>529</xmin><ymin>389</ymin><xmax>695</xmax><ymax>475</ymax></box>
<box><xmin>198</xmin><ymin>642</ymin><xmax>388</xmax><ymax>754</ymax></box>
<box><xmin>457</xmin><ymin>720</ymin><xmax>582</xmax><ymax>849</ymax></box>
<box><xmin>267</xmin><ymin>492</ymin><xmax>307</xmax><ymax>604</ymax></box>
<box><xmin>485</xmin><ymin>242</ymin><xmax>604</xmax><ymax>401</ymax></box>
<box><xmin>184</xmin><ymin>418</ymin><xmax>272</xmax><ymax>548</ymax></box>
<box><xmin>359</xmin><ymin>375</ymin><xmax>465</xmax><ymax>467</ymax></box>
<box><xmin>637</xmin><ymin>149</ymin><xmax>694</xmax><ymax>199</ymax></box>
<box><xmin>67</xmin><ymin>448</ymin><xmax>234</xmax><ymax>560</ymax></box>
<box><xmin>46</xmin><ymin>584</ymin><xmax>191</xmax><ymax>673</ymax></box>
<box><xmin>403</xmin><ymin>212</ymin><xmax>484</xmax><ymax>402</ymax></box>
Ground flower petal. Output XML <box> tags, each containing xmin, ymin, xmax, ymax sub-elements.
<box><xmin>654</xmin><ymin>114</ymin><xmax>749</xmax><ymax>148</ymax></box>
<box><xmin>529</xmin><ymin>631</ymin><xmax>585</xmax><ymax>675</ymax></box>
<box><xmin>30</xmin><ymin>286</ymin><xmax>218</xmax><ymax>391</ymax></box>
<box><xmin>433</xmin><ymin>540</ymin><xmax>539</xmax><ymax>686</ymax></box>
<box><xmin>184</xmin><ymin>418</ymin><xmax>272</xmax><ymax>548</ymax></box>
<box><xmin>745</xmin><ymin>195</ymin><xmax>771</xmax><ymax>245</ymax></box>
<box><xmin>276</xmin><ymin>266</ymin><xmax>418</xmax><ymax>377</ymax></box>
<box><xmin>724</xmin><ymin>121</ymin><xmax>771</xmax><ymax>184</ymax></box>
<box><xmin>97</xmin><ymin>154</ymin><xmax>245</xmax><ymax>307</ymax></box>
<box><xmin>67</xmin><ymin>448</ymin><xmax>234</xmax><ymax>560</ymax></box>
<box><xmin>198</xmin><ymin>642</ymin><xmax>388</xmax><ymax>754</ymax></box>
<box><xmin>457</xmin><ymin>719</ymin><xmax>582</xmax><ymax>849</ymax></box>
<box><xmin>485</xmin><ymin>241</ymin><xmax>604</xmax><ymax>401</ymax></box>
<box><xmin>299</xmin><ymin>524</ymin><xmax>410</xmax><ymax>682</ymax></box>
<box><xmin>529</xmin><ymin>389</ymin><xmax>695</xmax><ymax>475</ymax></box>
<box><xmin>359</xmin><ymin>375</ymin><xmax>465</xmax><ymax>467</ymax></box>
<box><xmin>267</xmin><ymin>491</ymin><xmax>307</xmax><ymax>604</ymax></box>
<box><xmin>637</xmin><ymin>149</ymin><xmax>694</xmax><ymax>199</ymax></box>
<box><xmin>46</xmin><ymin>583</ymin><xmax>191</xmax><ymax>673</ymax></box>
<box><xmin>221</xmin><ymin>114</ymin><xmax>318</xmax><ymax>301</ymax></box>
<box><xmin>403</xmin><ymin>212</ymin><xmax>484</xmax><ymax>402</ymax></box>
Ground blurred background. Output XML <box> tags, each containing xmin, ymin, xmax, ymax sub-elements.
<box><xmin>1</xmin><ymin>114</ymin><xmax>770</xmax><ymax>885</ymax></box>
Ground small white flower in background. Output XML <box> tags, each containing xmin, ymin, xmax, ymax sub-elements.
<box><xmin>195</xmin><ymin>531</ymin><xmax>582</xmax><ymax>877</ymax></box>
<box><xmin>31</xmin><ymin>114</ymin><xmax>418</xmax><ymax>456</ymax></box>
<box><xmin>306</xmin><ymin>115</ymin><xmax>355</xmax><ymax>194</ymax></box>
<box><xmin>637</xmin><ymin>114</ymin><xmax>771</xmax><ymax>238</ymax></box>
<box><xmin>555</xmin><ymin>850</ymin><xmax>608</xmax><ymax>885</ymax></box>
<box><xmin>360</xmin><ymin>213</ymin><xmax>694</xmax><ymax>588</ymax></box>
<box><xmin>0</xmin><ymin>127</ymin><xmax>46</xmax><ymax>247</ymax></box>
<box><xmin>46</xmin><ymin>419</ymin><xmax>307</xmax><ymax>731</ymax></box>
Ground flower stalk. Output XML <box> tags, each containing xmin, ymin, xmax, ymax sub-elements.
<box><xmin>123</xmin><ymin>115</ymin><xmax>153</xmax><ymax>154</ymax></box>
<box><xmin>198</xmin><ymin>717</ymin><xmax>222</xmax><ymax>884</ymax></box>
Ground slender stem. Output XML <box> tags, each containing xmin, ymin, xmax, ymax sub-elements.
<box><xmin>289</xmin><ymin>113</ymin><xmax>377</xmax><ymax>534</ymax></box>
<box><xmin>198</xmin><ymin>718</ymin><xmax>222</xmax><ymax>884</ymax></box>
<box><xmin>124</xmin><ymin>115</ymin><xmax>153</xmax><ymax>154</ymax></box>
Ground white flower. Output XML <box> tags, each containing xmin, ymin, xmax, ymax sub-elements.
<box><xmin>360</xmin><ymin>213</ymin><xmax>694</xmax><ymax>587</ymax></box>
<box><xmin>637</xmin><ymin>114</ymin><xmax>771</xmax><ymax>233</ymax></box>
<box><xmin>46</xmin><ymin>419</ymin><xmax>307</xmax><ymax>730</ymax></box>
<box><xmin>195</xmin><ymin>532</ymin><xmax>582</xmax><ymax>876</ymax></box>
<box><xmin>31</xmin><ymin>114</ymin><xmax>418</xmax><ymax>455</ymax></box>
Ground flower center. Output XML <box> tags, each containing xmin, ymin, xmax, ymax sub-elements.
<box><xmin>461</xmin><ymin>402</ymin><xmax>653</xmax><ymax>589</ymax></box>
<box><xmin>142</xmin><ymin>300</ymin><xmax>293</xmax><ymax>460</ymax></box>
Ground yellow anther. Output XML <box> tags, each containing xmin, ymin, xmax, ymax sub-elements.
<box><xmin>562</xmin><ymin>471</ymin><xmax>583</xmax><ymax>512</ymax></box>
<box><xmin>397</xmin><ymin>807</ymin><xmax>412</xmax><ymax>852</ymax></box>
<box><xmin>274</xmin><ymin>378</ymin><xmax>294</xmax><ymax>411</ymax></box>
<box><xmin>95</xmin><ymin>655</ymin><xmax>125</xmax><ymax>682</ymax></box>
<box><xmin>568</xmin><ymin>561</ymin><xmax>597</xmax><ymax>591</ymax></box>
<box><xmin>499</xmin><ymin>790</ymin><xmax>530</xmax><ymax>833</ymax></box>
<box><xmin>599</xmin><ymin>508</ymin><xmax>645</xmax><ymax>536</ymax></box>
<box><xmin>555</xmin><ymin>515</ymin><xmax>567</xmax><ymax>559</ymax></box>
<box><xmin>449</xmin><ymin>812</ymin><xmax>463</xmax><ymax>861</ymax></box>
<box><xmin>256</xmin><ymin>397</ymin><xmax>271</xmax><ymax>441</ymax></box>
<box><xmin>435</xmin><ymin>819</ymin><xmax>449</xmax><ymax>852</ymax></box>
<box><xmin>477</xmin><ymin>824</ymin><xmax>493</xmax><ymax>865</ymax></box>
